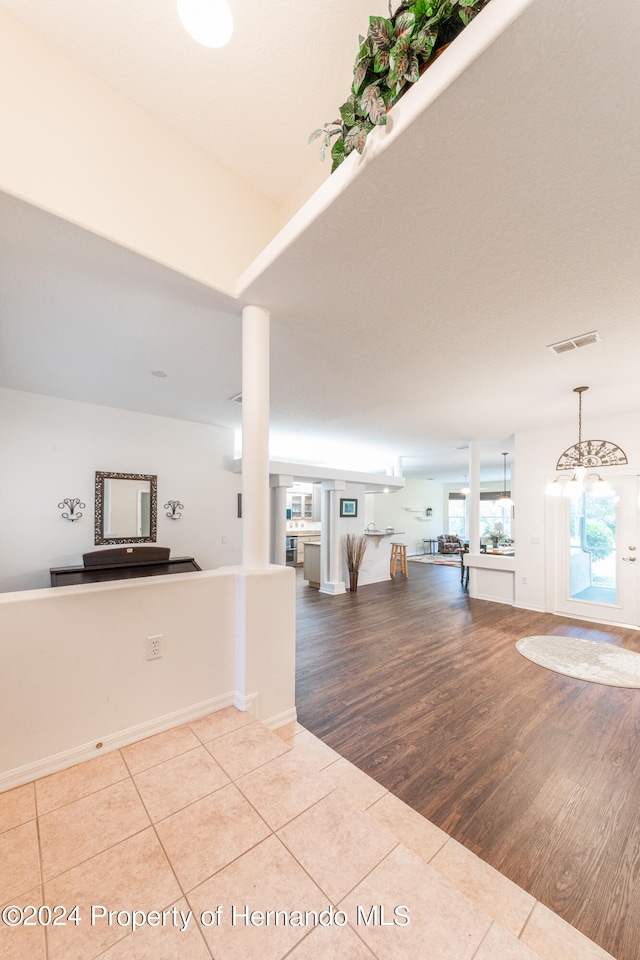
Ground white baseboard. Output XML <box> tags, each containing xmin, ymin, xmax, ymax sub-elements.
<box><xmin>551</xmin><ymin>609</ymin><xmax>640</xmax><ymax>631</ymax></box>
<box><xmin>359</xmin><ymin>575</ymin><xmax>395</xmax><ymax>586</ymax></box>
<box><xmin>513</xmin><ymin>601</ymin><xmax>546</xmax><ymax>613</ymax></box>
<box><xmin>0</xmin><ymin>692</ymin><xmax>236</xmax><ymax>793</ymax></box>
<box><xmin>233</xmin><ymin>690</ymin><xmax>258</xmax><ymax>715</ymax></box>
<box><xmin>232</xmin><ymin>692</ymin><xmax>297</xmax><ymax>730</ymax></box>
<box><xmin>263</xmin><ymin>706</ymin><xmax>298</xmax><ymax>730</ymax></box>
<box><xmin>471</xmin><ymin>591</ymin><xmax>514</xmax><ymax>605</ymax></box>
<box><xmin>319</xmin><ymin>581</ymin><xmax>346</xmax><ymax>595</ymax></box>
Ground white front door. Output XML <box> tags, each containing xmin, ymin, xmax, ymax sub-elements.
<box><xmin>553</xmin><ymin>475</ymin><xmax>639</xmax><ymax>627</ymax></box>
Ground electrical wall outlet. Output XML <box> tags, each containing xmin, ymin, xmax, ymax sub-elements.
<box><xmin>146</xmin><ymin>635</ymin><xmax>163</xmax><ymax>660</ymax></box>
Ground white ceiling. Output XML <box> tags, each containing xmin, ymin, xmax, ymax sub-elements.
<box><xmin>0</xmin><ymin>0</ymin><xmax>389</xmax><ymax>203</ymax></box>
<box><xmin>2</xmin><ymin>0</ymin><xmax>640</xmax><ymax>482</ymax></box>
<box><xmin>0</xmin><ymin>191</ymin><xmax>244</xmax><ymax>426</ymax></box>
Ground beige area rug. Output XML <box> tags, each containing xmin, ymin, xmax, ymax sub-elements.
<box><xmin>516</xmin><ymin>635</ymin><xmax>640</xmax><ymax>688</ymax></box>
<box><xmin>408</xmin><ymin>554</ymin><xmax>461</xmax><ymax>568</ymax></box>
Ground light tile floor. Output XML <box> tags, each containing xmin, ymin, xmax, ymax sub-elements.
<box><xmin>0</xmin><ymin>708</ymin><xmax>617</xmax><ymax>960</ymax></box>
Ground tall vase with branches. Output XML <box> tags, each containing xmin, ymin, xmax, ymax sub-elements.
<box><xmin>343</xmin><ymin>533</ymin><xmax>368</xmax><ymax>592</ymax></box>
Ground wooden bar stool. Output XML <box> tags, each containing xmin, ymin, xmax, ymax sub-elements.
<box><xmin>390</xmin><ymin>543</ymin><xmax>408</xmax><ymax>578</ymax></box>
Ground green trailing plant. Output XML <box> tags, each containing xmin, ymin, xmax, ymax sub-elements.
<box><xmin>309</xmin><ymin>0</ymin><xmax>491</xmax><ymax>171</ymax></box>
<box><xmin>343</xmin><ymin>533</ymin><xmax>368</xmax><ymax>573</ymax></box>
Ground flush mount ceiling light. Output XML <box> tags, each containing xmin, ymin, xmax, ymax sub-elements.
<box><xmin>545</xmin><ymin>386</ymin><xmax>627</xmax><ymax>498</ymax></box>
<box><xmin>497</xmin><ymin>453</ymin><xmax>514</xmax><ymax>509</ymax></box>
<box><xmin>177</xmin><ymin>0</ymin><xmax>233</xmax><ymax>48</ymax></box>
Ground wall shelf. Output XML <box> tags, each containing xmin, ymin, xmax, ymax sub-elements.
<box><xmin>405</xmin><ymin>508</ymin><xmax>432</xmax><ymax>521</ymax></box>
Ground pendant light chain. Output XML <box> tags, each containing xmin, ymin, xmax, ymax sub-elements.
<box><xmin>576</xmin><ymin>387</ymin><xmax>584</xmax><ymax>464</ymax></box>
<box><xmin>573</xmin><ymin>386</ymin><xmax>589</xmax><ymax>469</ymax></box>
<box><xmin>497</xmin><ymin>452</ymin><xmax>513</xmax><ymax>508</ymax></box>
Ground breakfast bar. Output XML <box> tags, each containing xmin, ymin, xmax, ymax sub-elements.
<box><xmin>463</xmin><ymin>551</ymin><xmax>516</xmax><ymax>604</ymax></box>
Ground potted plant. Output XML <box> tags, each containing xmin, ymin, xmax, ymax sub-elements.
<box><xmin>484</xmin><ymin>527</ymin><xmax>504</xmax><ymax>549</ymax></box>
<box><xmin>343</xmin><ymin>533</ymin><xmax>368</xmax><ymax>592</ymax></box>
<box><xmin>309</xmin><ymin>0</ymin><xmax>491</xmax><ymax>171</ymax></box>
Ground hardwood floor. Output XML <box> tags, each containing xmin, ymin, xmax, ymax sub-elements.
<box><xmin>295</xmin><ymin>562</ymin><xmax>640</xmax><ymax>960</ymax></box>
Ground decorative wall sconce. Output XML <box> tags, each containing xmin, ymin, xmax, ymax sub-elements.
<box><xmin>164</xmin><ymin>500</ymin><xmax>184</xmax><ymax>520</ymax></box>
<box><xmin>58</xmin><ymin>498</ymin><xmax>86</xmax><ymax>521</ymax></box>
<box><xmin>426</xmin><ymin>507</ymin><xmax>433</xmax><ymax>517</ymax></box>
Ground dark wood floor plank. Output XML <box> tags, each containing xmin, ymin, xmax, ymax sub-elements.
<box><xmin>295</xmin><ymin>562</ymin><xmax>640</xmax><ymax>959</ymax></box>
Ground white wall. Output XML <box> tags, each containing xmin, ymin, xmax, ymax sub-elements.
<box><xmin>514</xmin><ymin>408</ymin><xmax>640</xmax><ymax>616</ymax></box>
<box><xmin>353</xmin><ymin>510</ymin><xmax>392</xmax><ymax>587</ymax></box>
<box><xmin>0</xmin><ymin>563</ymin><xmax>296</xmax><ymax>790</ymax></box>
<box><xmin>368</xmin><ymin>478</ymin><xmax>444</xmax><ymax>555</ymax></box>
<box><xmin>334</xmin><ymin>481</ymin><xmax>420</xmax><ymax>586</ymax></box>
<box><xmin>0</xmin><ymin>7</ymin><xmax>279</xmax><ymax>296</ymax></box>
<box><xmin>0</xmin><ymin>388</ymin><xmax>242</xmax><ymax>592</ymax></box>
<box><xmin>235</xmin><ymin>566</ymin><xmax>296</xmax><ymax>722</ymax></box>
<box><xmin>0</xmin><ymin>570</ymin><xmax>236</xmax><ymax>787</ymax></box>
<box><xmin>333</xmin><ymin>478</ymin><xmax>444</xmax><ymax>585</ymax></box>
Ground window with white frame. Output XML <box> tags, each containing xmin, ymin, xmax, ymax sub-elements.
<box><xmin>448</xmin><ymin>492</ymin><xmax>513</xmax><ymax>541</ymax></box>
<box><xmin>447</xmin><ymin>495</ymin><xmax>466</xmax><ymax>537</ymax></box>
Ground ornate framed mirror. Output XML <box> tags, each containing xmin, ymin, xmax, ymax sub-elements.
<box><xmin>94</xmin><ymin>471</ymin><xmax>157</xmax><ymax>545</ymax></box>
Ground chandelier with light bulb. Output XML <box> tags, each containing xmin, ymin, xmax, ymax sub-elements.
<box><xmin>545</xmin><ymin>386</ymin><xmax>627</xmax><ymax>498</ymax></box>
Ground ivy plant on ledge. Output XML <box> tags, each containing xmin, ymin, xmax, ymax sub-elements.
<box><xmin>310</xmin><ymin>0</ymin><xmax>491</xmax><ymax>171</ymax></box>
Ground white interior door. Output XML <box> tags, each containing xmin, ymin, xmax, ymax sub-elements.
<box><xmin>554</xmin><ymin>474</ymin><xmax>639</xmax><ymax>626</ymax></box>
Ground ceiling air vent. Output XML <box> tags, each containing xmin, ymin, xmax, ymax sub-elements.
<box><xmin>547</xmin><ymin>331</ymin><xmax>602</xmax><ymax>355</ymax></box>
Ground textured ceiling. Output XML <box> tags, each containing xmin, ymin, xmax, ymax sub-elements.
<box><xmin>241</xmin><ymin>0</ymin><xmax>640</xmax><ymax>475</ymax></box>
<box><xmin>2</xmin><ymin>0</ymin><xmax>640</xmax><ymax>481</ymax></box>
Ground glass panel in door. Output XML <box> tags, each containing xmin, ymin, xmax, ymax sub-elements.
<box><xmin>554</xmin><ymin>475</ymin><xmax>638</xmax><ymax>626</ymax></box>
<box><xmin>569</xmin><ymin>488</ymin><xmax>617</xmax><ymax>604</ymax></box>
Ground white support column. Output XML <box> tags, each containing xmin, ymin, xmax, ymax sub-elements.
<box><xmin>468</xmin><ymin>441</ymin><xmax>481</xmax><ymax>597</ymax></box>
<box><xmin>270</xmin><ymin>474</ymin><xmax>294</xmax><ymax>565</ymax></box>
<box><xmin>319</xmin><ymin>480</ymin><xmax>346</xmax><ymax>595</ymax></box>
<box><xmin>234</xmin><ymin>306</ymin><xmax>296</xmax><ymax>726</ymax></box>
<box><xmin>468</xmin><ymin>441</ymin><xmax>481</xmax><ymax>552</ymax></box>
<box><xmin>241</xmin><ymin>304</ymin><xmax>270</xmax><ymax>569</ymax></box>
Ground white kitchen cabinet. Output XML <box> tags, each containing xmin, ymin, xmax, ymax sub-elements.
<box><xmin>288</xmin><ymin>493</ymin><xmax>313</xmax><ymax>519</ymax></box>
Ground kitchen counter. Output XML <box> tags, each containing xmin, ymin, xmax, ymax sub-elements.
<box><xmin>295</xmin><ymin>532</ymin><xmax>321</xmax><ymax>565</ymax></box>
<box><xmin>363</xmin><ymin>530</ymin><xmax>405</xmax><ymax>548</ymax></box>
<box><xmin>303</xmin><ymin>541</ymin><xmax>321</xmax><ymax>588</ymax></box>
